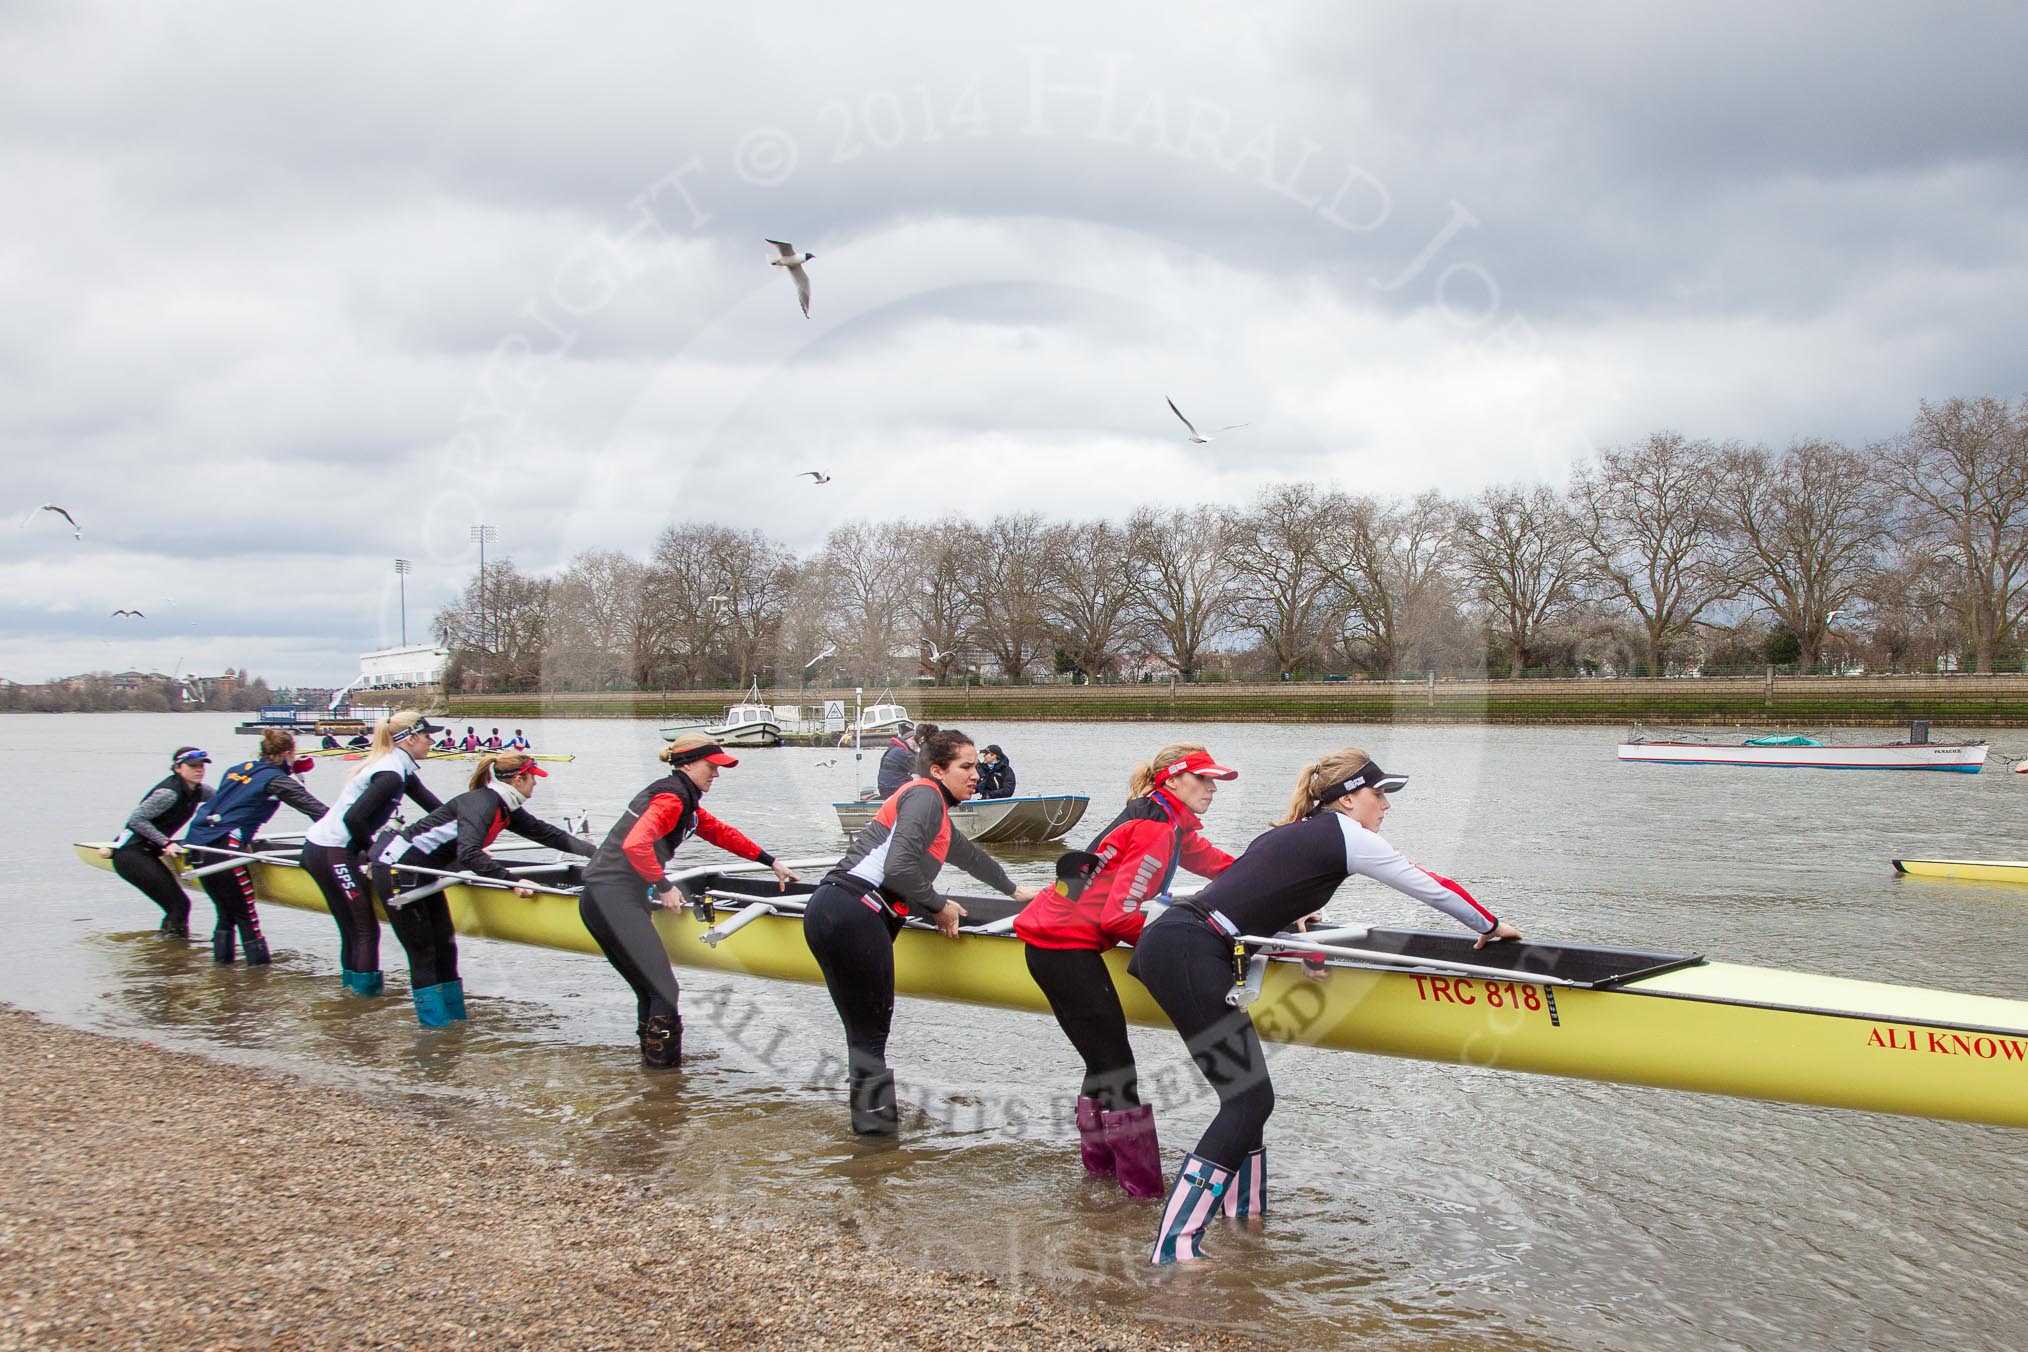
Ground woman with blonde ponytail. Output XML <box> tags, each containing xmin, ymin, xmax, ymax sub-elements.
<box><xmin>1130</xmin><ymin>747</ymin><xmax>1522</xmax><ymax>1265</ymax></box>
<box><xmin>1012</xmin><ymin>743</ymin><xmax>1240</xmax><ymax>1198</ymax></box>
<box><xmin>301</xmin><ymin>710</ymin><xmax>445</xmax><ymax>996</ymax></box>
<box><xmin>578</xmin><ymin>734</ymin><xmax>798</xmax><ymax>1068</ymax></box>
<box><xmin>371</xmin><ymin>752</ymin><xmax>594</xmax><ymax>1026</ymax></box>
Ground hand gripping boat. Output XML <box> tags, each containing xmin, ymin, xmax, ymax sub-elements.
<box><xmin>74</xmin><ymin>843</ymin><xmax>2028</xmax><ymax>1130</ymax></box>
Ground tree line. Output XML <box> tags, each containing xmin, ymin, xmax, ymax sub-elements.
<box><xmin>435</xmin><ymin>395</ymin><xmax>2028</xmax><ymax>690</ymax></box>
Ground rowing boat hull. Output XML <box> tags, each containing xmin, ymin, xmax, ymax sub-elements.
<box><xmin>1893</xmin><ymin>858</ymin><xmax>2028</xmax><ymax>885</ymax></box>
<box><xmin>71</xmin><ymin>845</ymin><xmax>2028</xmax><ymax>1129</ymax></box>
<box><xmin>831</xmin><ymin>794</ymin><xmax>1091</xmax><ymax>844</ymax></box>
<box><xmin>1619</xmin><ymin>740</ymin><xmax>1988</xmax><ymax>770</ymax></box>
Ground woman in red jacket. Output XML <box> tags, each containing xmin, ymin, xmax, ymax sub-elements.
<box><xmin>579</xmin><ymin>734</ymin><xmax>798</xmax><ymax>1068</ymax></box>
<box><xmin>1013</xmin><ymin>744</ymin><xmax>1238</xmax><ymax>1197</ymax></box>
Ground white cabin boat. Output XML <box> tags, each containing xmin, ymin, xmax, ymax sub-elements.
<box><xmin>849</xmin><ymin>696</ymin><xmax>913</xmax><ymax>738</ymax></box>
<box><xmin>659</xmin><ymin>682</ymin><xmax>783</xmax><ymax>746</ymax></box>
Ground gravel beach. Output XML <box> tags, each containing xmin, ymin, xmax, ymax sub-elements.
<box><xmin>0</xmin><ymin>1006</ymin><xmax>1264</xmax><ymax>1351</ymax></box>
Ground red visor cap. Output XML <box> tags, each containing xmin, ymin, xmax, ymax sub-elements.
<box><xmin>703</xmin><ymin>750</ymin><xmax>739</xmax><ymax>767</ymax></box>
<box><xmin>1159</xmin><ymin>749</ymin><xmax>1238</xmax><ymax>782</ymax></box>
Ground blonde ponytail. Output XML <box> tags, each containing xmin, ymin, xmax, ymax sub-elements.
<box><xmin>1273</xmin><ymin>746</ymin><xmax>1371</xmax><ymax>826</ymax></box>
<box><xmin>349</xmin><ymin>709</ymin><xmax>426</xmax><ymax>780</ymax></box>
<box><xmin>1128</xmin><ymin>742</ymin><xmax>1208</xmax><ymax>798</ymax></box>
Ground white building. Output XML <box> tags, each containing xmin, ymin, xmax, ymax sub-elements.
<box><xmin>359</xmin><ymin>643</ymin><xmax>450</xmax><ymax>690</ymax></box>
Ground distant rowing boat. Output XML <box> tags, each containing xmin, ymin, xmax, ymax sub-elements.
<box><xmin>72</xmin><ymin>843</ymin><xmax>2028</xmax><ymax>1129</ymax></box>
<box><xmin>1892</xmin><ymin>858</ymin><xmax>2028</xmax><ymax>885</ymax></box>
<box><xmin>301</xmin><ymin>749</ymin><xmax>574</xmax><ymax>763</ymax></box>
<box><xmin>1619</xmin><ymin>736</ymin><xmax>1987</xmax><ymax>771</ymax></box>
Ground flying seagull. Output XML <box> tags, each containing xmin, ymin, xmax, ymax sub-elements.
<box><xmin>32</xmin><ymin>504</ymin><xmax>81</xmax><ymax>539</ymax></box>
<box><xmin>1166</xmin><ymin>397</ymin><xmax>1249</xmax><ymax>445</ymax></box>
<box><xmin>766</xmin><ymin>239</ymin><xmax>814</xmax><ymax>317</ymax></box>
<box><xmin>814</xmin><ymin>758</ymin><xmax>838</xmax><ymax>768</ymax></box>
<box><xmin>923</xmin><ymin>638</ymin><xmax>953</xmax><ymax>662</ymax></box>
<box><xmin>111</xmin><ymin>609</ymin><xmax>145</xmax><ymax>618</ymax></box>
<box><xmin>797</xmin><ymin>471</ymin><xmax>831</xmax><ymax>484</ymax></box>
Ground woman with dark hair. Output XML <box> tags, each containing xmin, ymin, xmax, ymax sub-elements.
<box><xmin>372</xmin><ymin>751</ymin><xmax>593</xmax><ymax>1026</ymax></box>
<box><xmin>579</xmin><ymin>733</ymin><xmax>797</xmax><ymax>1068</ymax></box>
<box><xmin>1130</xmin><ymin>746</ymin><xmax>1520</xmax><ymax>1264</ymax></box>
<box><xmin>804</xmin><ymin>727</ymin><xmax>1042</xmax><ymax>1135</ymax></box>
<box><xmin>107</xmin><ymin>746</ymin><xmax>214</xmax><ymax>936</ymax></box>
<box><xmin>184</xmin><ymin>729</ymin><xmax>327</xmax><ymax>965</ymax></box>
<box><xmin>1014</xmin><ymin>742</ymin><xmax>1237</xmax><ymax>1196</ymax></box>
<box><xmin>300</xmin><ymin>710</ymin><xmax>444</xmax><ymax>995</ymax></box>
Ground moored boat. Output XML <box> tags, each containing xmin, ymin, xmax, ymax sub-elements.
<box><xmin>1892</xmin><ymin>858</ymin><xmax>2028</xmax><ymax>885</ymax></box>
<box><xmin>72</xmin><ymin>843</ymin><xmax>2028</xmax><ymax>1130</ymax></box>
<box><xmin>1619</xmin><ymin>735</ymin><xmax>1987</xmax><ymax>771</ymax></box>
<box><xmin>831</xmin><ymin>793</ymin><xmax>1090</xmax><ymax>844</ymax></box>
<box><xmin>658</xmin><ymin>682</ymin><xmax>783</xmax><ymax>746</ymax></box>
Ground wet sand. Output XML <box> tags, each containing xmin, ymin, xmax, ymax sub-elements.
<box><xmin>0</xmin><ymin>1006</ymin><xmax>1261</xmax><ymax>1351</ymax></box>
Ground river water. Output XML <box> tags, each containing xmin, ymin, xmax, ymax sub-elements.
<box><xmin>10</xmin><ymin>712</ymin><xmax>2026</xmax><ymax>1350</ymax></box>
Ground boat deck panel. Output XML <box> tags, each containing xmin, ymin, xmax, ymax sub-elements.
<box><xmin>1626</xmin><ymin>961</ymin><xmax>2028</xmax><ymax>1035</ymax></box>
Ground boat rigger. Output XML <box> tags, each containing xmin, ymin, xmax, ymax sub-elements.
<box><xmin>72</xmin><ymin>843</ymin><xmax>2028</xmax><ymax>1130</ymax></box>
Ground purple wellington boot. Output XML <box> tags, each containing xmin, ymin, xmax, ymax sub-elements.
<box><xmin>1101</xmin><ymin>1103</ymin><xmax>1164</xmax><ymax>1199</ymax></box>
<box><xmin>1075</xmin><ymin>1096</ymin><xmax>1115</xmax><ymax>1177</ymax></box>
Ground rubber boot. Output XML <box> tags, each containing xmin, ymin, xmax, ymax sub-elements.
<box><xmin>442</xmin><ymin>979</ymin><xmax>467</xmax><ymax>1022</ymax></box>
<box><xmin>850</xmin><ymin>1069</ymin><xmax>899</xmax><ymax>1136</ymax></box>
<box><xmin>1149</xmin><ymin>1153</ymin><xmax>1232</xmax><ymax>1265</ymax></box>
<box><xmin>160</xmin><ymin>918</ymin><xmax>190</xmax><ymax>939</ymax></box>
<box><xmin>640</xmin><ymin>1014</ymin><xmax>681</xmax><ymax>1069</ymax></box>
<box><xmin>411</xmin><ymin>983</ymin><xmax>454</xmax><ymax>1028</ymax></box>
<box><xmin>341</xmin><ymin>968</ymin><xmax>384</xmax><ymax>997</ymax></box>
<box><xmin>1223</xmin><ymin>1147</ymin><xmax>1267</xmax><ymax>1219</ymax></box>
<box><xmin>1075</xmin><ymin>1096</ymin><xmax>1115</xmax><ymax>1177</ymax></box>
<box><xmin>242</xmin><ymin>935</ymin><xmax>271</xmax><ymax>967</ymax></box>
<box><xmin>211</xmin><ymin>925</ymin><xmax>236</xmax><ymax>964</ymax></box>
<box><xmin>1102</xmin><ymin>1104</ymin><xmax>1165</xmax><ymax>1199</ymax></box>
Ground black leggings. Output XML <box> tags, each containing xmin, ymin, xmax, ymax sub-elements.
<box><xmin>803</xmin><ymin>881</ymin><xmax>900</xmax><ymax>1092</ymax></box>
<box><xmin>372</xmin><ymin>856</ymin><xmax>462</xmax><ymax>990</ymax></box>
<box><xmin>1127</xmin><ymin>915</ymin><xmax>1273</xmax><ymax>1169</ymax></box>
<box><xmin>111</xmin><ymin>845</ymin><xmax>189</xmax><ymax>929</ymax></box>
<box><xmin>1024</xmin><ymin>944</ymin><xmax>1140</xmax><ymax>1110</ymax></box>
<box><xmin>300</xmin><ymin>841</ymin><xmax>380</xmax><ymax>974</ymax></box>
<box><xmin>196</xmin><ymin>857</ymin><xmax>267</xmax><ymax>953</ymax></box>
<box><xmin>579</xmin><ymin>882</ymin><xmax>681</xmax><ymax>1033</ymax></box>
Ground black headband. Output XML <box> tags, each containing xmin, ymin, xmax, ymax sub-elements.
<box><xmin>667</xmin><ymin>742</ymin><xmax>727</xmax><ymax>767</ymax></box>
<box><xmin>1315</xmin><ymin>759</ymin><xmax>1409</xmax><ymax>806</ymax></box>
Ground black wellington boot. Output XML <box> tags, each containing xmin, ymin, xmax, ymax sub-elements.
<box><xmin>850</xmin><ymin>1069</ymin><xmax>899</xmax><ymax>1136</ymax></box>
<box><xmin>211</xmin><ymin>925</ymin><xmax>236</xmax><ymax>964</ymax></box>
<box><xmin>639</xmin><ymin>1014</ymin><xmax>682</xmax><ymax>1069</ymax></box>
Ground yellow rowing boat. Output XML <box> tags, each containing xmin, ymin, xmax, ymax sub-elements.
<box><xmin>73</xmin><ymin>844</ymin><xmax>2028</xmax><ymax>1129</ymax></box>
<box><xmin>1892</xmin><ymin>858</ymin><xmax>2028</xmax><ymax>885</ymax></box>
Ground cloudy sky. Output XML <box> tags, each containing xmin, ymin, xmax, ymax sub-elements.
<box><xmin>4</xmin><ymin>2</ymin><xmax>2024</xmax><ymax>685</ymax></box>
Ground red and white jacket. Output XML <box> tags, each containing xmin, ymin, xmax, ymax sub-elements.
<box><xmin>1014</xmin><ymin>787</ymin><xmax>1234</xmax><ymax>950</ymax></box>
<box><xmin>583</xmin><ymin>772</ymin><xmax>772</xmax><ymax>896</ymax></box>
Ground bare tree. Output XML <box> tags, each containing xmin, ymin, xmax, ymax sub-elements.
<box><xmin>1126</xmin><ymin>506</ymin><xmax>1236</xmax><ymax>681</ymax></box>
<box><xmin>1882</xmin><ymin>396</ymin><xmax>2028</xmax><ymax>673</ymax></box>
<box><xmin>1227</xmin><ymin>482</ymin><xmax>1339</xmax><ymax>676</ymax></box>
<box><xmin>1325</xmin><ymin>491</ymin><xmax>1460</xmax><ymax>677</ymax></box>
<box><xmin>434</xmin><ymin>558</ymin><xmax>552</xmax><ymax>692</ymax></box>
<box><xmin>1570</xmin><ymin>432</ymin><xmax>1736</xmax><ymax>674</ymax></box>
<box><xmin>644</xmin><ymin>524</ymin><xmax>741</xmax><ymax>687</ymax></box>
<box><xmin>812</xmin><ymin>521</ymin><xmax>915</xmax><ymax>684</ymax></box>
<box><xmin>703</xmin><ymin>527</ymin><xmax>798</xmax><ymax>687</ymax></box>
<box><xmin>1864</xmin><ymin>542</ymin><xmax>1962</xmax><ymax>673</ymax></box>
<box><xmin>1456</xmin><ymin>484</ymin><xmax>1592</xmax><ymax>677</ymax></box>
<box><xmin>1041</xmin><ymin>519</ymin><xmax>1142</xmax><ymax>679</ymax></box>
<box><xmin>963</xmin><ymin>513</ymin><xmax>1053</xmax><ymax>680</ymax></box>
<box><xmin>898</xmin><ymin>516</ymin><xmax>981</xmax><ymax>685</ymax></box>
<box><xmin>548</xmin><ymin>549</ymin><xmax>644</xmax><ymax>689</ymax></box>
<box><xmin>1712</xmin><ymin>438</ymin><xmax>1890</xmax><ymax>671</ymax></box>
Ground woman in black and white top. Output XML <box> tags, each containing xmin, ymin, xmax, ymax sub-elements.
<box><xmin>1129</xmin><ymin>746</ymin><xmax>1521</xmax><ymax>1265</ymax></box>
<box><xmin>106</xmin><ymin>746</ymin><xmax>214</xmax><ymax>937</ymax></box>
<box><xmin>300</xmin><ymin>711</ymin><xmax>443</xmax><ymax>996</ymax></box>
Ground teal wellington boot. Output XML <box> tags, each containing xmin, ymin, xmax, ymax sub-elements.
<box><xmin>411</xmin><ymin>983</ymin><xmax>453</xmax><ymax>1028</ymax></box>
<box><xmin>341</xmin><ymin>968</ymin><xmax>384</xmax><ymax>997</ymax></box>
<box><xmin>442</xmin><ymin>979</ymin><xmax>468</xmax><ymax>1021</ymax></box>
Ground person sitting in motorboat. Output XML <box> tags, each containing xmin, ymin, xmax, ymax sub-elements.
<box><xmin>371</xmin><ymin>752</ymin><xmax>594</xmax><ymax>1027</ymax></box>
<box><xmin>875</xmin><ymin>721</ymin><xmax>939</xmax><ymax>797</ymax></box>
<box><xmin>1013</xmin><ymin>744</ymin><xmax>1237</xmax><ymax>1198</ymax></box>
<box><xmin>977</xmin><ymin>744</ymin><xmax>1017</xmax><ymax>799</ymax></box>
<box><xmin>1130</xmin><ymin>747</ymin><xmax>1519</xmax><ymax>1264</ymax></box>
